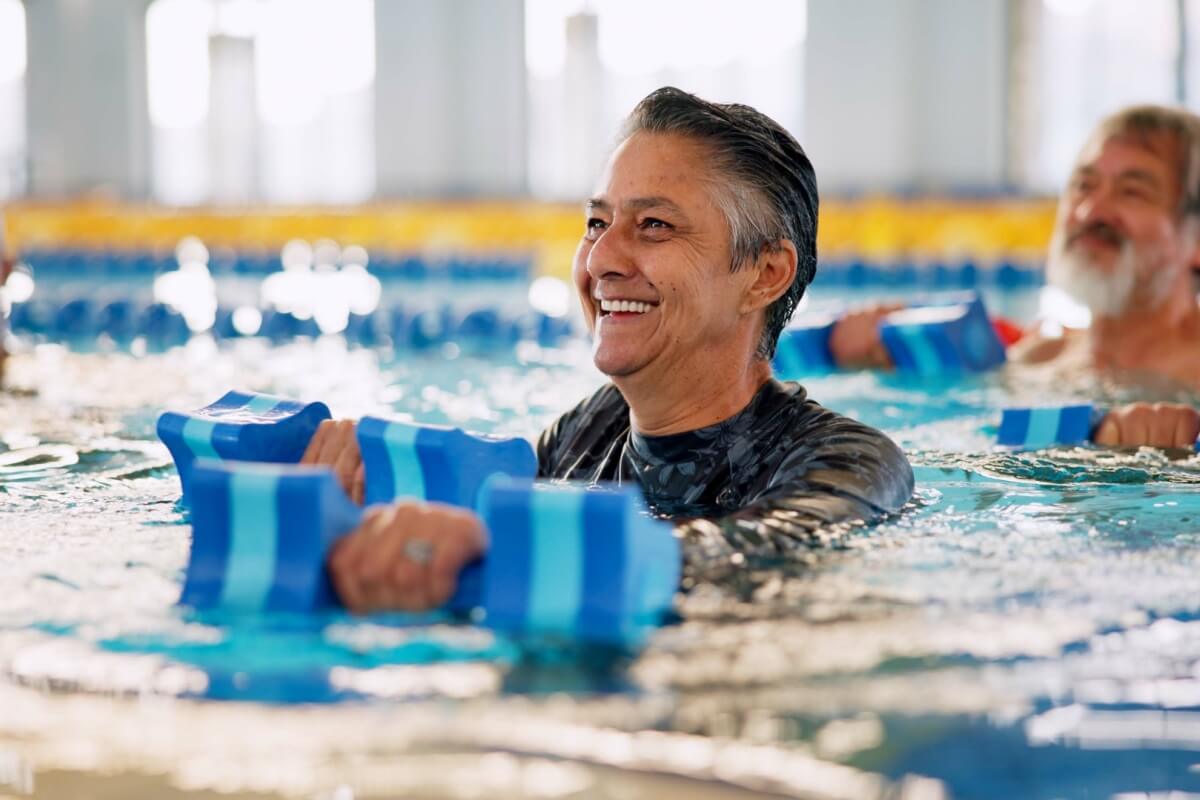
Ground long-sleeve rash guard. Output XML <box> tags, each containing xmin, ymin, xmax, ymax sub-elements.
<box><xmin>536</xmin><ymin>379</ymin><xmax>914</xmax><ymax>584</ymax></box>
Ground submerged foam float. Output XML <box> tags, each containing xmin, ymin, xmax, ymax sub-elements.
<box><xmin>997</xmin><ymin>404</ymin><xmax>1200</xmax><ymax>451</ymax></box>
<box><xmin>181</xmin><ymin>461</ymin><xmax>679</xmax><ymax>643</ymax></box>
<box><xmin>773</xmin><ymin>292</ymin><xmax>1007</xmax><ymax>376</ymax></box>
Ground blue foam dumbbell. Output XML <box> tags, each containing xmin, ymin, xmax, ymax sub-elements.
<box><xmin>772</xmin><ymin>312</ymin><xmax>840</xmax><ymax>373</ymax></box>
<box><xmin>879</xmin><ymin>294</ymin><xmax>1006</xmax><ymax>375</ymax></box>
<box><xmin>157</xmin><ymin>390</ymin><xmax>331</xmax><ymax>504</ymax></box>
<box><xmin>356</xmin><ymin>416</ymin><xmax>538</xmax><ymax>506</ymax></box>
<box><xmin>773</xmin><ymin>293</ymin><xmax>1007</xmax><ymax>376</ymax></box>
<box><xmin>997</xmin><ymin>404</ymin><xmax>1200</xmax><ymax>451</ymax></box>
<box><xmin>181</xmin><ymin>461</ymin><xmax>680</xmax><ymax>643</ymax></box>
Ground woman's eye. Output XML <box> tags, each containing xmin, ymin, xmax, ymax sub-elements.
<box><xmin>641</xmin><ymin>217</ymin><xmax>671</xmax><ymax>230</ymax></box>
<box><xmin>585</xmin><ymin>218</ymin><xmax>607</xmax><ymax>236</ymax></box>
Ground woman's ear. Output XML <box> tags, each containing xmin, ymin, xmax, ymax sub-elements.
<box><xmin>740</xmin><ymin>240</ymin><xmax>798</xmax><ymax>315</ymax></box>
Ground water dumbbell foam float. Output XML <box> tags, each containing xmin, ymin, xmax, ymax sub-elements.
<box><xmin>181</xmin><ymin>461</ymin><xmax>680</xmax><ymax>643</ymax></box>
<box><xmin>878</xmin><ymin>294</ymin><xmax>1007</xmax><ymax>376</ymax></box>
<box><xmin>356</xmin><ymin>416</ymin><xmax>538</xmax><ymax>506</ymax></box>
<box><xmin>157</xmin><ymin>390</ymin><xmax>332</xmax><ymax>505</ymax></box>
<box><xmin>158</xmin><ymin>392</ymin><xmax>538</xmax><ymax>508</ymax></box>
<box><xmin>773</xmin><ymin>292</ymin><xmax>1007</xmax><ymax>376</ymax></box>
<box><xmin>997</xmin><ymin>404</ymin><xmax>1200</xmax><ymax>451</ymax></box>
<box><xmin>771</xmin><ymin>311</ymin><xmax>840</xmax><ymax>374</ymax></box>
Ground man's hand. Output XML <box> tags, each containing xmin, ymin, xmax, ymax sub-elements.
<box><xmin>327</xmin><ymin>501</ymin><xmax>487</xmax><ymax>614</ymax></box>
<box><xmin>301</xmin><ymin>419</ymin><xmax>365</xmax><ymax>504</ymax></box>
<box><xmin>1094</xmin><ymin>402</ymin><xmax>1200</xmax><ymax>450</ymax></box>
<box><xmin>827</xmin><ymin>303</ymin><xmax>904</xmax><ymax>369</ymax></box>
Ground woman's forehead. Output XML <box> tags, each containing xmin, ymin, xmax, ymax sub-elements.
<box><xmin>594</xmin><ymin>133</ymin><xmax>721</xmax><ymax>208</ymax></box>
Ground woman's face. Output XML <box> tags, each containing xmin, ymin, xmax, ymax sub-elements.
<box><xmin>573</xmin><ymin>132</ymin><xmax>760</xmax><ymax>381</ymax></box>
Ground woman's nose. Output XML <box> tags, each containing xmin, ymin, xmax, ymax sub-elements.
<box><xmin>586</xmin><ymin>223</ymin><xmax>638</xmax><ymax>282</ymax></box>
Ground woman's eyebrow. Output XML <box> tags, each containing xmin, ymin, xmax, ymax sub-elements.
<box><xmin>624</xmin><ymin>196</ymin><xmax>686</xmax><ymax>214</ymax></box>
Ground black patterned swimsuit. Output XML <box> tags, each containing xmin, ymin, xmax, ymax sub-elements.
<box><xmin>536</xmin><ymin>379</ymin><xmax>914</xmax><ymax>584</ymax></box>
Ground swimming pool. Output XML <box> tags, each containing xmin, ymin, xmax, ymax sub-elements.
<box><xmin>2</xmin><ymin>276</ymin><xmax>1200</xmax><ymax>799</ymax></box>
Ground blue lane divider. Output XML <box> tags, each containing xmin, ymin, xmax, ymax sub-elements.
<box><xmin>9</xmin><ymin>295</ymin><xmax>579</xmax><ymax>351</ymax></box>
<box><xmin>181</xmin><ymin>461</ymin><xmax>680</xmax><ymax>644</ymax></box>
<box><xmin>20</xmin><ymin>247</ymin><xmax>1044</xmax><ymax>286</ymax></box>
<box><xmin>879</xmin><ymin>294</ymin><xmax>1007</xmax><ymax>376</ymax></box>
<box><xmin>156</xmin><ymin>390</ymin><xmax>332</xmax><ymax>504</ymax></box>
<box><xmin>997</xmin><ymin>404</ymin><xmax>1200</xmax><ymax>451</ymax></box>
<box><xmin>773</xmin><ymin>293</ymin><xmax>1007</xmax><ymax>376</ymax></box>
<box><xmin>356</xmin><ymin>416</ymin><xmax>538</xmax><ymax>506</ymax></box>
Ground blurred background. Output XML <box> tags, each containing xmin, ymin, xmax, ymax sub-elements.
<box><xmin>0</xmin><ymin>0</ymin><xmax>1192</xmax><ymax>347</ymax></box>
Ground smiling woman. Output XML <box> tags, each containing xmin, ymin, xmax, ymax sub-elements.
<box><xmin>314</xmin><ymin>88</ymin><xmax>914</xmax><ymax>611</ymax></box>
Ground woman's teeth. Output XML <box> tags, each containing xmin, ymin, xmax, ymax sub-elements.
<box><xmin>599</xmin><ymin>299</ymin><xmax>653</xmax><ymax>314</ymax></box>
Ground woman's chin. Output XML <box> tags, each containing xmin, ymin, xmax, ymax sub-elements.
<box><xmin>591</xmin><ymin>346</ymin><xmax>650</xmax><ymax>378</ymax></box>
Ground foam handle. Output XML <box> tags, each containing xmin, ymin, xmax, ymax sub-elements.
<box><xmin>356</xmin><ymin>416</ymin><xmax>538</xmax><ymax>506</ymax></box>
<box><xmin>157</xmin><ymin>390</ymin><xmax>331</xmax><ymax>505</ymax></box>
<box><xmin>879</xmin><ymin>293</ymin><xmax>1007</xmax><ymax>376</ymax></box>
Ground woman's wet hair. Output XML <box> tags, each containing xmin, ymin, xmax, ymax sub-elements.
<box><xmin>621</xmin><ymin>86</ymin><xmax>819</xmax><ymax>360</ymax></box>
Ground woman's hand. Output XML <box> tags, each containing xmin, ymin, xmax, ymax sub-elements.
<box><xmin>300</xmin><ymin>419</ymin><xmax>365</xmax><ymax>504</ymax></box>
<box><xmin>828</xmin><ymin>303</ymin><xmax>904</xmax><ymax>369</ymax></box>
<box><xmin>1094</xmin><ymin>402</ymin><xmax>1200</xmax><ymax>450</ymax></box>
<box><xmin>327</xmin><ymin>501</ymin><xmax>488</xmax><ymax>614</ymax></box>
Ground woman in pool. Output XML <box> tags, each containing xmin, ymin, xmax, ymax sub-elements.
<box><xmin>309</xmin><ymin>88</ymin><xmax>914</xmax><ymax>613</ymax></box>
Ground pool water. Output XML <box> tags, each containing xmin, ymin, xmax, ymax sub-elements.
<box><xmin>2</xmin><ymin>284</ymin><xmax>1200</xmax><ymax>799</ymax></box>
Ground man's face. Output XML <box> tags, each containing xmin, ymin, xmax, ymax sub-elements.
<box><xmin>1048</xmin><ymin>133</ymin><xmax>1196</xmax><ymax>317</ymax></box>
<box><xmin>573</xmin><ymin>132</ymin><xmax>757</xmax><ymax>379</ymax></box>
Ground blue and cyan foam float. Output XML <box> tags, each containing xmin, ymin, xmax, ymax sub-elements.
<box><xmin>181</xmin><ymin>461</ymin><xmax>679</xmax><ymax>643</ymax></box>
<box><xmin>997</xmin><ymin>404</ymin><xmax>1200</xmax><ymax>451</ymax></box>
<box><xmin>157</xmin><ymin>390</ymin><xmax>332</xmax><ymax>504</ymax></box>
<box><xmin>356</xmin><ymin>416</ymin><xmax>537</xmax><ymax>506</ymax></box>
<box><xmin>773</xmin><ymin>293</ymin><xmax>1007</xmax><ymax>376</ymax></box>
<box><xmin>157</xmin><ymin>391</ymin><xmax>537</xmax><ymax>506</ymax></box>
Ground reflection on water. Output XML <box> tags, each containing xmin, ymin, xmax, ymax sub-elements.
<box><xmin>2</xmin><ymin>340</ymin><xmax>1200</xmax><ymax>799</ymax></box>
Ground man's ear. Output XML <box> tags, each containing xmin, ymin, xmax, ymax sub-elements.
<box><xmin>740</xmin><ymin>240</ymin><xmax>798</xmax><ymax>315</ymax></box>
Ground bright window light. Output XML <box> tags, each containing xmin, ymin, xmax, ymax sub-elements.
<box><xmin>146</xmin><ymin>0</ymin><xmax>212</xmax><ymax>128</ymax></box>
<box><xmin>526</xmin><ymin>0</ymin><xmax>806</xmax><ymax>79</ymax></box>
<box><xmin>256</xmin><ymin>0</ymin><xmax>375</xmax><ymax>126</ymax></box>
<box><xmin>595</xmin><ymin>0</ymin><xmax>806</xmax><ymax>76</ymax></box>
<box><xmin>0</xmin><ymin>0</ymin><xmax>25</xmax><ymax>84</ymax></box>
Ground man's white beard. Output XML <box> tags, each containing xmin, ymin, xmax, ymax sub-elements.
<box><xmin>1046</xmin><ymin>231</ymin><xmax>1145</xmax><ymax>319</ymax></box>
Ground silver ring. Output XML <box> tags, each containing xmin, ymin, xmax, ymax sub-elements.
<box><xmin>402</xmin><ymin>538</ymin><xmax>435</xmax><ymax>564</ymax></box>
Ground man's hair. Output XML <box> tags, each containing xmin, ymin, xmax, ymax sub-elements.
<box><xmin>1091</xmin><ymin>105</ymin><xmax>1200</xmax><ymax>221</ymax></box>
<box><xmin>620</xmin><ymin>86</ymin><xmax>819</xmax><ymax>360</ymax></box>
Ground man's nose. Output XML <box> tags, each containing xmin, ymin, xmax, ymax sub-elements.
<box><xmin>586</xmin><ymin>221</ymin><xmax>637</xmax><ymax>282</ymax></box>
<box><xmin>1071</xmin><ymin>184</ymin><xmax>1118</xmax><ymax>229</ymax></box>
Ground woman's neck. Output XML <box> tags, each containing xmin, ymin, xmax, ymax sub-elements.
<box><xmin>618</xmin><ymin>358</ymin><xmax>773</xmax><ymax>437</ymax></box>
